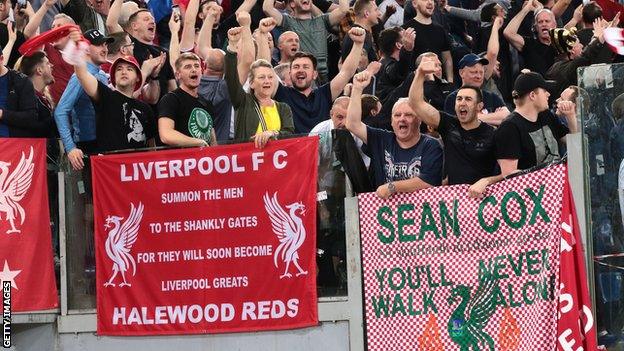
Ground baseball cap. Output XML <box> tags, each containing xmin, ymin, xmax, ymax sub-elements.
<box><xmin>458</xmin><ymin>53</ymin><xmax>489</xmax><ymax>70</ymax></box>
<box><xmin>512</xmin><ymin>72</ymin><xmax>556</xmax><ymax>99</ymax></box>
<box><xmin>83</xmin><ymin>29</ymin><xmax>114</xmax><ymax>46</ymax></box>
<box><xmin>110</xmin><ymin>56</ymin><xmax>143</xmax><ymax>92</ymax></box>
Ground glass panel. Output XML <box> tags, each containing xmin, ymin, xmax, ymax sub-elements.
<box><xmin>578</xmin><ymin>63</ymin><xmax>624</xmax><ymax>349</ymax></box>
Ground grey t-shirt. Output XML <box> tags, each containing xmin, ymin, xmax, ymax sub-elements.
<box><xmin>281</xmin><ymin>14</ymin><xmax>331</xmax><ymax>76</ymax></box>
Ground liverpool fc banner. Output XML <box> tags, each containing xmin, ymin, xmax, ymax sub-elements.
<box><xmin>0</xmin><ymin>138</ymin><xmax>57</xmax><ymax>312</ymax></box>
<box><xmin>92</xmin><ymin>137</ymin><xmax>318</xmax><ymax>335</ymax></box>
<box><xmin>358</xmin><ymin>164</ymin><xmax>595</xmax><ymax>350</ymax></box>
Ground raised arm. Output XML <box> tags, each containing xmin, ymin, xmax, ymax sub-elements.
<box><xmin>328</xmin><ymin>0</ymin><xmax>349</xmax><ymax>26</ymax></box>
<box><xmin>256</xmin><ymin>17</ymin><xmax>277</xmax><ymax>61</ymax></box>
<box><xmin>564</xmin><ymin>4</ymin><xmax>583</xmax><ymax>29</ymax></box>
<box><xmin>197</xmin><ymin>3</ymin><xmax>222</xmax><ymax>60</ymax></box>
<box><xmin>1</xmin><ymin>22</ymin><xmax>16</xmax><ymax>61</ymax></box>
<box><xmin>180</xmin><ymin>0</ymin><xmax>200</xmax><ymax>52</ymax></box>
<box><xmin>441</xmin><ymin>50</ymin><xmax>454</xmax><ymax>83</ymax></box>
<box><xmin>330</xmin><ymin>27</ymin><xmax>366</xmax><ymax>100</ymax></box>
<box><xmin>485</xmin><ymin>16</ymin><xmax>503</xmax><ymax>80</ymax></box>
<box><xmin>169</xmin><ymin>12</ymin><xmax>182</xmax><ymax>71</ymax></box>
<box><xmin>24</xmin><ymin>0</ymin><xmax>58</xmax><ymax>38</ymax></box>
<box><xmin>263</xmin><ymin>0</ymin><xmax>284</xmax><ymax>26</ymax></box>
<box><xmin>446</xmin><ymin>5</ymin><xmax>483</xmax><ymax>22</ymax></box>
<box><xmin>68</xmin><ymin>29</ymin><xmax>98</xmax><ymax>101</ymax></box>
<box><xmin>345</xmin><ymin>71</ymin><xmax>372</xmax><ymax>143</ymax></box>
<box><xmin>408</xmin><ymin>57</ymin><xmax>441</xmax><ymax>129</ymax></box>
<box><xmin>106</xmin><ymin>0</ymin><xmax>123</xmax><ymax>33</ymax></box>
<box><xmin>236</xmin><ymin>11</ymin><xmax>255</xmax><ymax>85</ymax></box>
<box><xmin>236</xmin><ymin>0</ymin><xmax>258</xmax><ymax>14</ymax></box>
<box><xmin>503</xmin><ymin>0</ymin><xmax>538</xmax><ymax>51</ymax></box>
<box><xmin>551</xmin><ymin>0</ymin><xmax>572</xmax><ymax>19</ymax></box>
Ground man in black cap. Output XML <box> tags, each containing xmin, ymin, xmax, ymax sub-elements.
<box><xmin>444</xmin><ymin>53</ymin><xmax>509</xmax><ymax>126</ymax></box>
<box><xmin>55</xmin><ymin>28</ymin><xmax>113</xmax><ymax>170</ymax></box>
<box><xmin>495</xmin><ymin>72</ymin><xmax>578</xmax><ymax>177</ymax></box>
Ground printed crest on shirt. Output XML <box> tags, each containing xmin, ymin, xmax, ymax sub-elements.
<box><xmin>188</xmin><ymin>107</ymin><xmax>213</xmax><ymax>143</ymax></box>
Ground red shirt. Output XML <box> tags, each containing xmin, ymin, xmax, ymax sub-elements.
<box><xmin>44</xmin><ymin>43</ymin><xmax>74</xmax><ymax>105</ymax></box>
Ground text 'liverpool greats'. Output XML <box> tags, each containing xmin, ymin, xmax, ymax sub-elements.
<box><xmin>119</xmin><ymin>150</ymin><xmax>289</xmax><ymax>182</ymax></box>
<box><xmin>375</xmin><ymin>185</ymin><xmax>551</xmax><ymax>243</ymax></box>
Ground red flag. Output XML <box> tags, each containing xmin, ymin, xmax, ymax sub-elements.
<box><xmin>0</xmin><ymin>138</ymin><xmax>58</xmax><ymax>311</ymax></box>
<box><xmin>557</xmin><ymin>169</ymin><xmax>598</xmax><ymax>350</ymax></box>
<box><xmin>92</xmin><ymin>137</ymin><xmax>319</xmax><ymax>335</ymax></box>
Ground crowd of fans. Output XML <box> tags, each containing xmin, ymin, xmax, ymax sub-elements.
<box><xmin>1</xmin><ymin>0</ymin><xmax>624</xmax><ymax>333</ymax></box>
<box><xmin>0</xmin><ymin>0</ymin><xmax>621</xmax><ymax>197</ymax></box>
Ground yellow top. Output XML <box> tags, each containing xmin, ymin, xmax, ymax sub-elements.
<box><xmin>256</xmin><ymin>103</ymin><xmax>281</xmax><ymax>134</ymax></box>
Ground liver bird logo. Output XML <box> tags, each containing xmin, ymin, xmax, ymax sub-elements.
<box><xmin>263</xmin><ymin>192</ymin><xmax>308</xmax><ymax>279</ymax></box>
<box><xmin>0</xmin><ymin>147</ymin><xmax>34</xmax><ymax>234</ymax></box>
<box><xmin>103</xmin><ymin>202</ymin><xmax>144</xmax><ymax>287</ymax></box>
<box><xmin>447</xmin><ymin>277</ymin><xmax>499</xmax><ymax>350</ymax></box>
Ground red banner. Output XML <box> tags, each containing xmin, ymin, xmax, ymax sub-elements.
<box><xmin>0</xmin><ymin>138</ymin><xmax>57</xmax><ymax>311</ymax></box>
<box><xmin>556</xmin><ymin>175</ymin><xmax>598</xmax><ymax>350</ymax></box>
<box><xmin>92</xmin><ymin>137</ymin><xmax>319</xmax><ymax>335</ymax></box>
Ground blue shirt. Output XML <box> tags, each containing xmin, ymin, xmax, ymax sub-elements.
<box><xmin>0</xmin><ymin>74</ymin><xmax>8</xmax><ymax>137</ymax></box>
<box><xmin>366</xmin><ymin>126</ymin><xmax>444</xmax><ymax>187</ymax></box>
<box><xmin>54</xmin><ymin>62</ymin><xmax>108</xmax><ymax>152</ymax></box>
<box><xmin>274</xmin><ymin>82</ymin><xmax>332</xmax><ymax>134</ymax></box>
<box><xmin>198</xmin><ymin>76</ymin><xmax>233</xmax><ymax>142</ymax></box>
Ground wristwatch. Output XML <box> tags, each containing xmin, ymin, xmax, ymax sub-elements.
<box><xmin>388</xmin><ymin>182</ymin><xmax>397</xmax><ymax>195</ymax></box>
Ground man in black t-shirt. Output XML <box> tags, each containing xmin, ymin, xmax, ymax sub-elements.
<box><xmin>127</xmin><ymin>9</ymin><xmax>175</xmax><ymax>94</ymax></box>
<box><xmin>402</xmin><ymin>0</ymin><xmax>453</xmax><ymax>83</ymax></box>
<box><xmin>73</xmin><ymin>51</ymin><xmax>156</xmax><ymax>153</ymax></box>
<box><xmin>409</xmin><ymin>55</ymin><xmax>499</xmax><ymax>197</ymax></box>
<box><xmin>158</xmin><ymin>52</ymin><xmax>217</xmax><ymax>147</ymax></box>
<box><xmin>495</xmin><ymin>72</ymin><xmax>578</xmax><ymax>176</ymax></box>
<box><xmin>503</xmin><ymin>1</ymin><xmax>557</xmax><ymax>76</ymax></box>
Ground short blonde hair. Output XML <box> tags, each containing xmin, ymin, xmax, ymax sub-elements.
<box><xmin>249</xmin><ymin>59</ymin><xmax>274</xmax><ymax>81</ymax></box>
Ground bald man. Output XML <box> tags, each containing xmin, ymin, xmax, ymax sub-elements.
<box><xmin>198</xmin><ymin>48</ymin><xmax>233</xmax><ymax>142</ymax></box>
<box><xmin>310</xmin><ymin>96</ymin><xmax>370</xmax><ymax>167</ymax></box>
<box><xmin>278</xmin><ymin>31</ymin><xmax>300</xmax><ymax>65</ymax></box>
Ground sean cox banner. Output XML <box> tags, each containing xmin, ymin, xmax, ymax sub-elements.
<box><xmin>91</xmin><ymin>137</ymin><xmax>319</xmax><ymax>335</ymax></box>
<box><xmin>358</xmin><ymin>164</ymin><xmax>596</xmax><ymax>350</ymax></box>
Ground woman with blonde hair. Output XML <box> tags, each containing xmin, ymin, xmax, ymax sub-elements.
<box><xmin>225</xmin><ymin>29</ymin><xmax>294</xmax><ymax>148</ymax></box>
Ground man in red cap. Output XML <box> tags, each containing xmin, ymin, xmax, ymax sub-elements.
<box><xmin>71</xmin><ymin>28</ymin><xmax>156</xmax><ymax>152</ymax></box>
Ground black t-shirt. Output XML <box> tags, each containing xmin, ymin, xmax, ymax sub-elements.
<box><xmin>402</xmin><ymin>19</ymin><xmax>451</xmax><ymax>60</ymax></box>
<box><xmin>340</xmin><ymin>24</ymin><xmax>377</xmax><ymax>63</ymax></box>
<box><xmin>495</xmin><ymin>111</ymin><xmax>568</xmax><ymax>170</ymax></box>
<box><xmin>366</xmin><ymin>126</ymin><xmax>443</xmax><ymax>187</ymax></box>
<box><xmin>520</xmin><ymin>36</ymin><xmax>557</xmax><ymax>76</ymax></box>
<box><xmin>437</xmin><ymin>112</ymin><xmax>497</xmax><ymax>185</ymax></box>
<box><xmin>131</xmin><ymin>36</ymin><xmax>174</xmax><ymax>96</ymax></box>
<box><xmin>158</xmin><ymin>88</ymin><xmax>215</xmax><ymax>144</ymax></box>
<box><xmin>93</xmin><ymin>82</ymin><xmax>156</xmax><ymax>152</ymax></box>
